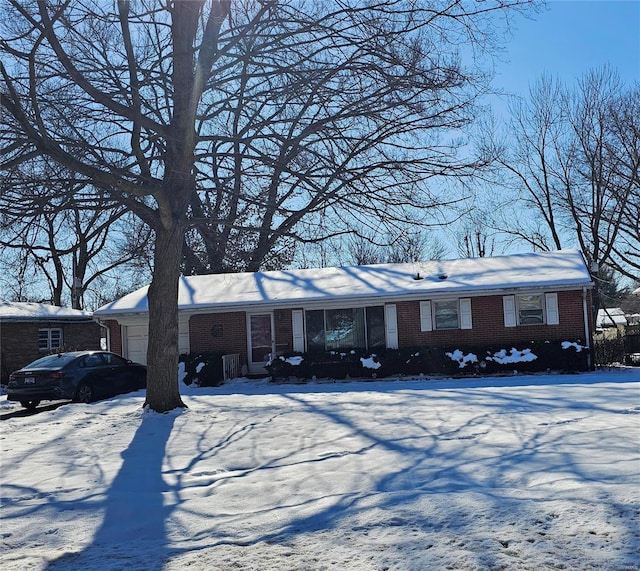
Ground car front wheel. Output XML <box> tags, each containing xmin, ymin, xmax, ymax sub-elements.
<box><xmin>20</xmin><ymin>400</ymin><xmax>41</xmax><ymax>410</ymax></box>
<box><xmin>75</xmin><ymin>383</ymin><xmax>94</xmax><ymax>404</ymax></box>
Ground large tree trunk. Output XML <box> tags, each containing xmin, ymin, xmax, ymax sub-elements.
<box><xmin>144</xmin><ymin>211</ymin><xmax>187</xmax><ymax>412</ymax></box>
<box><xmin>142</xmin><ymin>1</ymin><xmax>230</xmax><ymax>411</ymax></box>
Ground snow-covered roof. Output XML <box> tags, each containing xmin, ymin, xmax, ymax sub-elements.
<box><xmin>596</xmin><ymin>308</ymin><xmax>628</xmax><ymax>328</ymax></box>
<box><xmin>0</xmin><ymin>301</ymin><xmax>93</xmax><ymax>321</ymax></box>
<box><xmin>94</xmin><ymin>249</ymin><xmax>592</xmax><ymax>317</ymax></box>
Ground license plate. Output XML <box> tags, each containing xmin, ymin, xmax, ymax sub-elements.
<box><xmin>24</xmin><ymin>377</ymin><xmax>35</xmax><ymax>384</ymax></box>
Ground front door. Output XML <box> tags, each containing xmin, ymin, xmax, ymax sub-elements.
<box><xmin>248</xmin><ymin>313</ymin><xmax>275</xmax><ymax>374</ymax></box>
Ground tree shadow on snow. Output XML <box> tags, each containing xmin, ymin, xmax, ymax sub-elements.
<box><xmin>45</xmin><ymin>411</ymin><xmax>180</xmax><ymax>571</ymax></box>
<box><xmin>164</xmin><ymin>387</ymin><xmax>639</xmax><ymax>569</ymax></box>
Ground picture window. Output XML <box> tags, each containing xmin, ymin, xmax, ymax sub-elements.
<box><xmin>305</xmin><ymin>306</ymin><xmax>385</xmax><ymax>351</ymax></box>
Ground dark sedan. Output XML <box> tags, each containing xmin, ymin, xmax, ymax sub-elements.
<box><xmin>6</xmin><ymin>351</ymin><xmax>146</xmax><ymax>409</ymax></box>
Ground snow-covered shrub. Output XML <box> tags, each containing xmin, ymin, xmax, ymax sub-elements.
<box><xmin>486</xmin><ymin>347</ymin><xmax>537</xmax><ymax>365</ymax></box>
<box><xmin>179</xmin><ymin>352</ymin><xmax>225</xmax><ymax>386</ymax></box>
<box><xmin>266</xmin><ymin>340</ymin><xmax>590</xmax><ymax>382</ymax></box>
<box><xmin>479</xmin><ymin>341</ymin><xmax>590</xmax><ymax>374</ymax></box>
<box><xmin>267</xmin><ymin>349</ymin><xmax>386</xmax><ymax>381</ymax></box>
<box><xmin>266</xmin><ymin>353</ymin><xmax>304</xmax><ymax>381</ymax></box>
<box><xmin>446</xmin><ymin>349</ymin><xmax>478</xmax><ymax>369</ymax></box>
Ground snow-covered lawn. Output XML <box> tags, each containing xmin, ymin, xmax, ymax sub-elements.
<box><xmin>1</xmin><ymin>369</ymin><xmax>639</xmax><ymax>570</ymax></box>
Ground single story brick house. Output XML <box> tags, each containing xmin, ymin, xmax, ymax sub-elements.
<box><xmin>94</xmin><ymin>249</ymin><xmax>595</xmax><ymax>375</ymax></box>
<box><xmin>0</xmin><ymin>302</ymin><xmax>102</xmax><ymax>383</ymax></box>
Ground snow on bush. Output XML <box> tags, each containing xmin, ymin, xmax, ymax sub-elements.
<box><xmin>487</xmin><ymin>347</ymin><xmax>537</xmax><ymax>364</ymax></box>
<box><xmin>178</xmin><ymin>361</ymin><xmax>188</xmax><ymax>384</ymax></box>
<box><xmin>360</xmin><ymin>355</ymin><xmax>381</xmax><ymax>370</ymax></box>
<box><xmin>562</xmin><ymin>341</ymin><xmax>586</xmax><ymax>352</ymax></box>
<box><xmin>446</xmin><ymin>349</ymin><xmax>478</xmax><ymax>369</ymax></box>
<box><xmin>281</xmin><ymin>355</ymin><xmax>304</xmax><ymax>366</ymax></box>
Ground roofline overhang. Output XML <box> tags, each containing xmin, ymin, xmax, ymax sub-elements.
<box><xmin>0</xmin><ymin>316</ymin><xmax>94</xmax><ymax>323</ymax></box>
<box><xmin>94</xmin><ymin>280</ymin><xmax>594</xmax><ymax>321</ymax></box>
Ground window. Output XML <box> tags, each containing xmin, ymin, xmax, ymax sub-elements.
<box><xmin>433</xmin><ymin>300</ymin><xmax>459</xmax><ymax>329</ymax></box>
<box><xmin>420</xmin><ymin>298</ymin><xmax>472</xmax><ymax>331</ymax></box>
<box><xmin>305</xmin><ymin>306</ymin><xmax>385</xmax><ymax>351</ymax></box>
<box><xmin>366</xmin><ymin>306</ymin><xmax>386</xmax><ymax>349</ymax></box>
<box><xmin>503</xmin><ymin>293</ymin><xmax>559</xmax><ymax>327</ymax></box>
<box><xmin>517</xmin><ymin>294</ymin><xmax>544</xmax><ymax>325</ymax></box>
<box><xmin>326</xmin><ymin>308</ymin><xmax>365</xmax><ymax>350</ymax></box>
<box><xmin>305</xmin><ymin>310</ymin><xmax>325</xmax><ymax>352</ymax></box>
<box><xmin>38</xmin><ymin>328</ymin><xmax>63</xmax><ymax>351</ymax></box>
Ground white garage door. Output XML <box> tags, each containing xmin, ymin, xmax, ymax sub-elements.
<box><xmin>125</xmin><ymin>324</ymin><xmax>148</xmax><ymax>365</ymax></box>
<box><xmin>123</xmin><ymin>321</ymin><xmax>190</xmax><ymax>366</ymax></box>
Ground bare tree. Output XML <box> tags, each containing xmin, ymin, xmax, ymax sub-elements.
<box><xmin>343</xmin><ymin>229</ymin><xmax>447</xmax><ymax>266</ymax></box>
<box><xmin>1</xmin><ymin>0</ymin><xmax>533</xmax><ymax>411</ymax></box>
<box><xmin>602</xmin><ymin>87</ymin><xmax>640</xmax><ymax>276</ymax></box>
<box><xmin>0</xmin><ymin>162</ymin><xmax>152</xmax><ymax>309</ymax></box>
<box><xmin>177</xmin><ymin>1</ymin><xmax>536</xmax><ymax>274</ymax></box>
<box><xmin>455</xmin><ymin>200</ymin><xmax>497</xmax><ymax>258</ymax></box>
<box><xmin>486</xmin><ymin>67</ymin><xmax>640</xmax><ymax>314</ymax></box>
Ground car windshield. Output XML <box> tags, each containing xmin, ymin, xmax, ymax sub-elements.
<box><xmin>24</xmin><ymin>353</ymin><xmax>78</xmax><ymax>370</ymax></box>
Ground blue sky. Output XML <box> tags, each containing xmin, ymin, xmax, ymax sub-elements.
<box><xmin>494</xmin><ymin>0</ymin><xmax>639</xmax><ymax>100</ymax></box>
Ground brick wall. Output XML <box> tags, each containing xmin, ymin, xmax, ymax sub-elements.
<box><xmin>189</xmin><ymin>312</ymin><xmax>248</xmax><ymax>363</ymax></box>
<box><xmin>186</xmin><ymin>310</ymin><xmax>295</xmax><ymax>365</ymax></box>
<box><xmin>274</xmin><ymin>309</ymin><xmax>294</xmax><ymax>353</ymax></box>
<box><xmin>1</xmin><ymin>320</ymin><xmax>101</xmax><ymax>380</ymax></box>
<box><xmin>105</xmin><ymin>320</ymin><xmax>122</xmax><ymax>355</ymax></box>
<box><xmin>395</xmin><ymin>290</ymin><xmax>590</xmax><ymax>348</ymax></box>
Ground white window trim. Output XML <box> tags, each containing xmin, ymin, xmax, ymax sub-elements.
<box><xmin>385</xmin><ymin>304</ymin><xmax>398</xmax><ymax>349</ymax></box>
<box><xmin>291</xmin><ymin>309</ymin><xmax>305</xmax><ymax>352</ymax></box>
<box><xmin>545</xmin><ymin>292</ymin><xmax>559</xmax><ymax>325</ymax></box>
<box><xmin>460</xmin><ymin>298</ymin><xmax>473</xmax><ymax>330</ymax></box>
<box><xmin>503</xmin><ymin>296</ymin><xmax>517</xmax><ymax>328</ymax></box>
<box><xmin>419</xmin><ymin>301</ymin><xmax>432</xmax><ymax>331</ymax></box>
<box><xmin>38</xmin><ymin>327</ymin><xmax>63</xmax><ymax>351</ymax></box>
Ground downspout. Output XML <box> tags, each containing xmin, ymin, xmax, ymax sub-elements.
<box><xmin>97</xmin><ymin>320</ymin><xmax>111</xmax><ymax>352</ymax></box>
<box><xmin>582</xmin><ymin>286</ymin><xmax>593</xmax><ymax>370</ymax></box>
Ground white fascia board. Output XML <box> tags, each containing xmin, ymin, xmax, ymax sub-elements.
<box><xmin>93</xmin><ymin>312</ymin><xmax>148</xmax><ymax>323</ymax></box>
<box><xmin>2</xmin><ymin>316</ymin><xmax>94</xmax><ymax>323</ymax></box>
<box><xmin>98</xmin><ymin>282</ymin><xmax>594</xmax><ymax>319</ymax></box>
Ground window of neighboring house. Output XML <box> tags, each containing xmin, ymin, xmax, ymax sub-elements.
<box><xmin>38</xmin><ymin>328</ymin><xmax>63</xmax><ymax>351</ymax></box>
<box><xmin>517</xmin><ymin>294</ymin><xmax>544</xmax><ymax>325</ymax></box>
<box><xmin>305</xmin><ymin>306</ymin><xmax>385</xmax><ymax>352</ymax></box>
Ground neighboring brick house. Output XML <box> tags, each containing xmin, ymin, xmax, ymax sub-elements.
<box><xmin>94</xmin><ymin>250</ymin><xmax>595</xmax><ymax>375</ymax></box>
<box><xmin>0</xmin><ymin>302</ymin><xmax>102</xmax><ymax>383</ymax></box>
